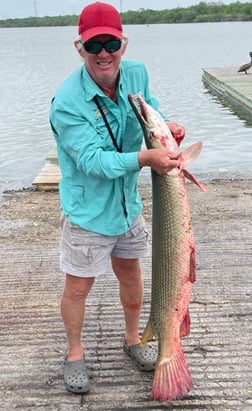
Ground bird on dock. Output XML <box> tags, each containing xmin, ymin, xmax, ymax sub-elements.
<box><xmin>237</xmin><ymin>52</ymin><xmax>252</xmax><ymax>74</ymax></box>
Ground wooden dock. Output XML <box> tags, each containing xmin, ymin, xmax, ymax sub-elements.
<box><xmin>202</xmin><ymin>66</ymin><xmax>252</xmax><ymax>117</ymax></box>
<box><xmin>32</xmin><ymin>144</ymin><xmax>61</xmax><ymax>191</ymax></box>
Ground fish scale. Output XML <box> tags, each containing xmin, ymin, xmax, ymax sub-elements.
<box><xmin>150</xmin><ymin>171</ymin><xmax>194</xmax><ymax>347</ymax></box>
<box><xmin>128</xmin><ymin>93</ymin><xmax>207</xmax><ymax>402</ymax></box>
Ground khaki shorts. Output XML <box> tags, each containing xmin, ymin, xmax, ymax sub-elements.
<box><xmin>60</xmin><ymin>214</ymin><xmax>149</xmax><ymax>278</ymax></box>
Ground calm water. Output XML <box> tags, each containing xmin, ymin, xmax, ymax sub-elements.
<box><xmin>1</xmin><ymin>22</ymin><xmax>252</xmax><ymax>189</ymax></box>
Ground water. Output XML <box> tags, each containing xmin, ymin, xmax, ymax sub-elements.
<box><xmin>1</xmin><ymin>22</ymin><xmax>252</xmax><ymax>189</ymax></box>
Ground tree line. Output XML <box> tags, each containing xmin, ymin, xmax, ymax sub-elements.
<box><xmin>0</xmin><ymin>2</ymin><xmax>251</xmax><ymax>28</ymax></box>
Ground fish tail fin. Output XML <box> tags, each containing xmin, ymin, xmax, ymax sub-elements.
<box><xmin>152</xmin><ymin>349</ymin><xmax>193</xmax><ymax>401</ymax></box>
<box><xmin>141</xmin><ymin>320</ymin><xmax>155</xmax><ymax>346</ymax></box>
<box><xmin>180</xmin><ymin>309</ymin><xmax>191</xmax><ymax>337</ymax></box>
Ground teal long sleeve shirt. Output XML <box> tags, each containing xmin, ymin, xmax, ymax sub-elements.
<box><xmin>49</xmin><ymin>60</ymin><xmax>160</xmax><ymax>236</ymax></box>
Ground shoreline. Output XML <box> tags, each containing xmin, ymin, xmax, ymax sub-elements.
<box><xmin>1</xmin><ymin>172</ymin><xmax>251</xmax><ymax>191</ymax></box>
<box><xmin>1</xmin><ymin>176</ymin><xmax>252</xmax><ymax>233</ymax></box>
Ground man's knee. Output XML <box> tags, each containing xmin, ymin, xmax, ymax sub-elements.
<box><xmin>111</xmin><ymin>257</ymin><xmax>140</xmax><ymax>276</ymax></box>
<box><xmin>63</xmin><ymin>274</ymin><xmax>95</xmax><ymax>300</ymax></box>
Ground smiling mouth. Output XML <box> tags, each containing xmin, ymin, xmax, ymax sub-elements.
<box><xmin>97</xmin><ymin>61</ymin><xmax>111</xmax><ymax>66</ymax></box>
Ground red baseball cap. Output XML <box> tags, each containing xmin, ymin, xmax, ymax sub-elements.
<box><xmin>78</xmin><ymin>2</ymin><xmax>123</xmax><ymax>42</ymax></box>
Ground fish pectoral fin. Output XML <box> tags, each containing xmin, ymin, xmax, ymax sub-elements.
<box><xmin>177</xmin><ymin>142</ymin><xmax>208</xmax><ymax>192</ymax></box>
<box><xmin>141</xmin><ymin>320</ymin><xmax>155</xmax><ymax>346</ymax></box>
<box><xmin>180</xmin><ymin>141</ymin><xmax>203</xmax><ymax>166</ymax></box>
<box><xmin>183</xmin><ymin>168</ymin><xmax>208</xmax><ymax>192</ymax></box>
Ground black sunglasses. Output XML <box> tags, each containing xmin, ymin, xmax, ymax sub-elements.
<box><xmin>83</xmin><ymin>39</ymin><xmax>122</xmax><ymax>54</ymax></box>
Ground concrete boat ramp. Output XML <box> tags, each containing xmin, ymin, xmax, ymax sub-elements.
<box><xmin>0</xmin><ymin>179</ymin><xmax>251</xmax><ymax>410</ymax></box>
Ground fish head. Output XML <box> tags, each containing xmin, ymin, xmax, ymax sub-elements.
<box><xmin>128</xmin><ymin>94</ymin><xmax>208</xmax><ymax>191</ymax></box>
<box><xmin>128</xmin><ymin>94</ymin><xmax>178</xmax><ymax>152</ymax></box>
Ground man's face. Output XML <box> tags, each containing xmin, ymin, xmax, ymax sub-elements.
<box><xmin>79</xmin><ymin>34</ymin><xmax>126</xmax><ymax>86</ymax></box>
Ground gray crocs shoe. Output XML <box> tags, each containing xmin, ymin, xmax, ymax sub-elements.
<box><xmin>63</xmin><ymin>354</ymin><xmax>90</xmax><ymax>394</ymax></box>
<box><xmin>123</xmin><ymin>337</ymin><xmax>157</xmax><ymax>371</ymax></box>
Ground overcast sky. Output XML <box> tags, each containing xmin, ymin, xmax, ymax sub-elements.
<box><xmin>0</xmin><ymin>0</ymin><xmax>249</xmax><ymax>19</ymax></box>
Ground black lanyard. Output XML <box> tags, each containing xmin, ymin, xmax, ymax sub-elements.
<box><xmin>94</xmin><ymin>96</ymin><xmax>122</xmax><ymax>153</ymax></box>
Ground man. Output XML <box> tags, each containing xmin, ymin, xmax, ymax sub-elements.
<box><xmin>50</xmin><ymin>2</ymin><xmax>185</xmax><ymax>394</ymax></box>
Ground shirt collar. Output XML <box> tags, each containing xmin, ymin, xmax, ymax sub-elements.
<box><xmin>81</xmin><ymin>64</ymin><xmax>124</xmax><ymax>101</ymax></box>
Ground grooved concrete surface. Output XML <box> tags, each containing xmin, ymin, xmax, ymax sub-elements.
<box><xmin>0</xmin><ymin>179</ymin><xmax>251</xmax><ymax>410</ymax></box>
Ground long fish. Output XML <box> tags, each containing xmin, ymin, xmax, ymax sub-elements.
<box><xmin>128</xmin><ymin>94</ymin><xmax>207</xmax><ymax>402</ymax></box>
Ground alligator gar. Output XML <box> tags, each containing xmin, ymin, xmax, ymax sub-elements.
<box><xmin>128</xmin><ymin>94</ymin><xmax>207</xmax><ymax>402</ymax></box>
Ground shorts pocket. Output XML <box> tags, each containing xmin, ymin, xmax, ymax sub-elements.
<box><xmin>68</xmin><ymin>223</ymin><xmax>114</xmax><ymax>266</ymax></box>
<box><xmin>127</xmin><ymin>215</ymin><xmax>149</xmax><ymax>240</ymax></box>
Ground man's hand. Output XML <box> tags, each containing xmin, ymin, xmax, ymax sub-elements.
<box><xmin>167</xmin><ymin>122</ymin><xmax>185</xmax><ymax>146</ymax></box>
<box><xmin>138</xmin><ymin>148</ymin><xmax>180</xmax><ymax>175</ymax></box>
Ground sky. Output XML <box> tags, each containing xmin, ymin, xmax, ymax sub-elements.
<box><xmin>0</xmin><ymin>0</ymin><xmax>249</xmax><ymax>20</ymax></box>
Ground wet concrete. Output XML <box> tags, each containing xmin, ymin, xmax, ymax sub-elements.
<box><xmin>0</xmin><ymin>179</ymin><xmax>251</xmax><ymax>410</ymax></box>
